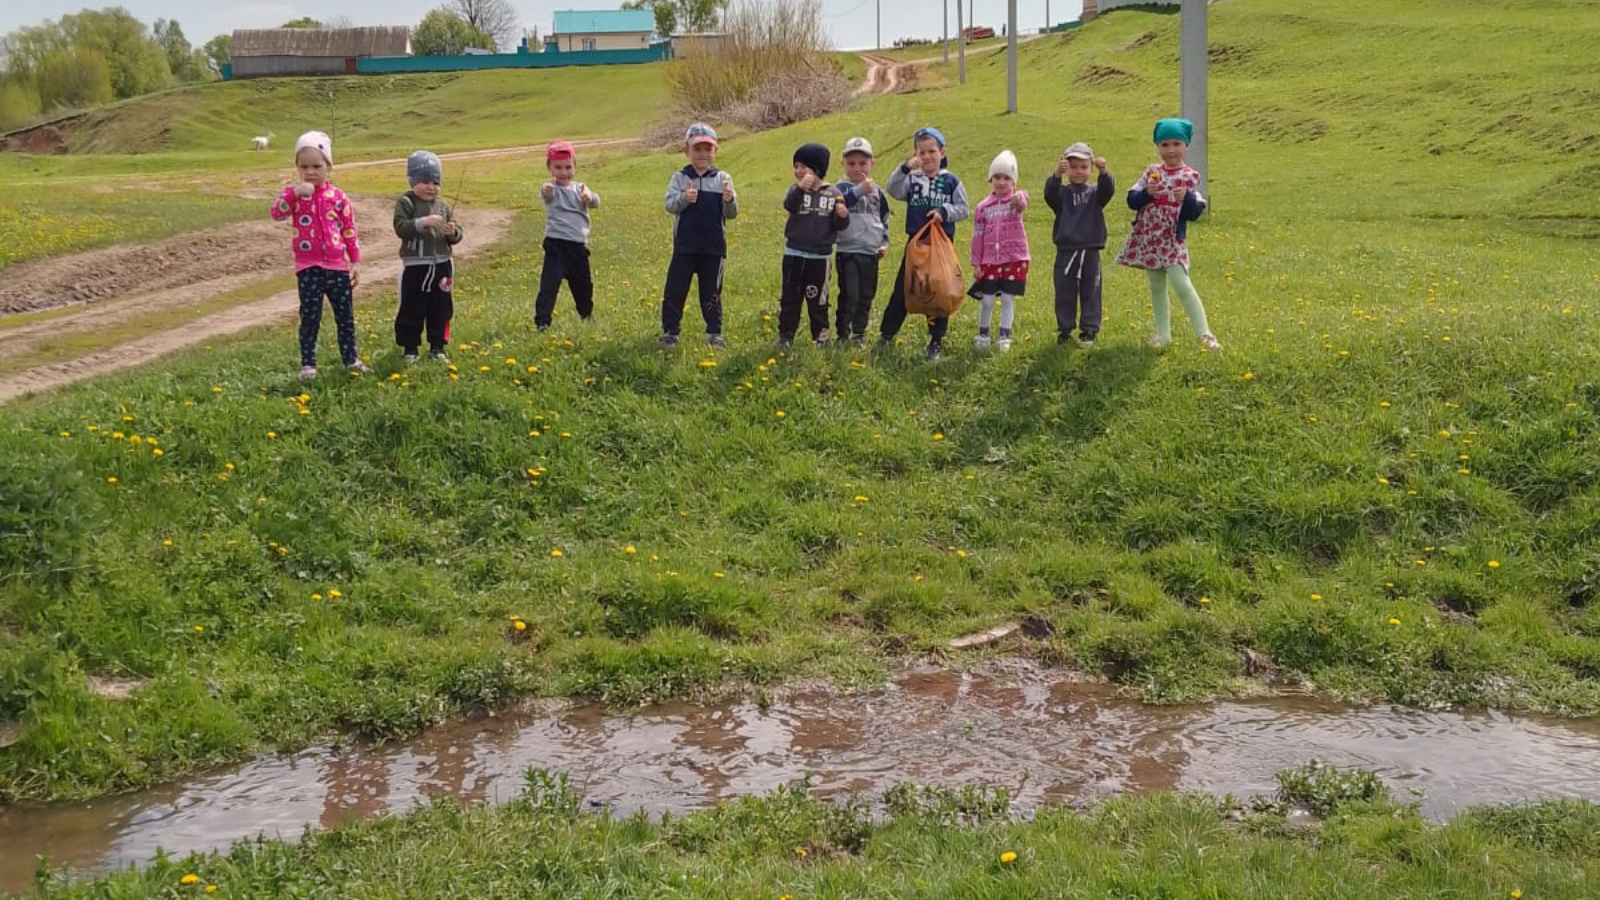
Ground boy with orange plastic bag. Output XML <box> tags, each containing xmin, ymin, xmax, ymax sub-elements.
<box><xmin>875</xmin><ymin>126</ymin><xmax>970</xmax><ymax>360</ymax></box>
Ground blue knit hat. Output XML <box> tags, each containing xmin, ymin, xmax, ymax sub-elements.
<box><xmin>407</xmin><ymin>150</ymin><xmax>442</xmax><ymax>185</ymax></box>
<box><xmin>1152</xmin><ymin>118</ymin><xmax>1194</xmax><ymax>145</ymax></box>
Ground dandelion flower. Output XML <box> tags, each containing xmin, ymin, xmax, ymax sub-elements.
<box><xmin>999</xmin><ymin>851</ymin><xmax>1018</xmax><ymax>864</ymax></box>
<box><xmin>1310</xmin><ymin>593</ymin><xmax>1322</xmax><ymax>601</ymax></box>
<box><xmin>714</xmin><ymin>572</ymin><xmax>725</xmax><ymax>579</ymax></box>
<box><xmin>514</xmin><ymin>620</ymin><xmax>527</xmax><ymax>632</ymax></box>
<box><xmin>793</xmin><ymin>847</ymin><xmax>808</xmax><ymax>859</ymax></box>
<box><xmin>192</xmin><ymin>625</ymin><xmax>204</xmax><ymax>633</ymax></box>
<box><xmin>956</xmin><ymin>550</ymin><xmax>968</xmax><ymax>559</ymax></box>
<box><xmin>152</xmin><ymin>448</ymin><xmax>164</xmax><ymax>457</ymax></box>
<box><xmin>854</xmin><ymin>495</ymin><xmax>868</xmax><ymax>503</ymax></box>
<box><xmin>1389</xmin><ymin>617</ymin><xmax>1401</xmax><ymax>626</ymax></box>
<box><xmin>625</xmin><ymin>546</ymin><xmax>636</xmax><ymax>555</ymax></box>
<box><xmin>206</xmin><ymin>886</ymin><xmax>217</xmax><ymax>894</ymax></box>
<box><xmin>311</xmin><ymin>593</ymin><xmax>323</xmax><ymax>601</ymax></box>
<box><xmin>1487</xmin><ymin>560</ymin><xmax>1500</xmax><ymax>569</ymax></box>
<box><xmin>775</xmin><ymin>410</ymin><xmax>786</xmax><ymax>418</ymax></box>
<box><xmin>328</xmin><ymin>589</ymin><xmax>341</xmax><ymax>599</ymax></box>
<box><xmin>162</xmin><ymin>539</ymin><xmax>173</xmax><ymax>547</ymax></box>
<box><xmin>933</xmin><ymin>432</ymin><xmax>944</xmax><ymax>441</ymax></box>
<box><xmin>1199</xmin><ymin>597</ymin><xmax>1212</xmax><ymax>606</ymax></box>
<box><xmin>550</xmin><ymin>549</ymin><xmax>564</xmax><ymax>558</ymax></box>
<box><xmin>107</xmin><ymin>476</ymin><xmax>118</xmax><ymax>484</ymax></box>
<box><xmin>180</xmin><ymin>873</ymin><xmax>200</xmax><ymax>885</ymax></box>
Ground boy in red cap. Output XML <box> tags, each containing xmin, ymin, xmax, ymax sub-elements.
<box><xmin>537</xmin><ymin>140</ymin><xmax>601</xmax><ymax>330</ymax></box>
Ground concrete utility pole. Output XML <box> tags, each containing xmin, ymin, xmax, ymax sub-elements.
<box><xmin>1005</xmin><ymin>0</ymin><xmax>1017</xmax><ymax>112</ymax></box>
<box><xmin>943</xmin><ymin>0</ymin><xmax>950</xmax><ymax>62</ymax></box>
<box><xmin>1181</xmin><ymin>0</ymin><xmax>1209</xmax><ymax>188</ymax></box>
<box><xmin>876</xmin><ymin>0</ymin><xmax>880</xmax><ymax>49</ymax></box>
<box><xmin>957</xmin><ymin>0</ymin><xmax>966</xmax><ymax>83</ymax></box>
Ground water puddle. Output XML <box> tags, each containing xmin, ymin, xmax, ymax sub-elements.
<box><xmin>4</xmin><ymin>665</ymin><xmax>1599</xmax><ymax>894</ymax></box>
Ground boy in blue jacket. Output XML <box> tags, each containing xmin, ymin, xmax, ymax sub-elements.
<box><xmin>661</xmin><ymin>122</ymin><xmax>738</xmax><ymax>348</ymax></box>
<box><xmin>876</xmin><ymin>126</ymin><xmax>970</xmax><ymax>360</ymax></box>
<box><xmin>1043</xmin><ymin>141</ymin><xmax>1114</xmax><ymax>345</ymax></box>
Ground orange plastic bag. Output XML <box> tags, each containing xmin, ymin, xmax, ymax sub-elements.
<box><xmin>902</xmin><ymin>219</ymin><xmax>965</xmax><ymax>318</ymax></box>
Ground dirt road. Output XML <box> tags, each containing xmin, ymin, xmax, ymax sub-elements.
<box><xmin>0</xmin><ymin>203</ymin><xmax>512</xmax><ymax>405</ymax></box>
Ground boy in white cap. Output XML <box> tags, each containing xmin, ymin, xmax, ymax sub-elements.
<box><xmin>393</xmin><ymin>149</ymin><xmax>463</xmax><ymax>363</ymax></box>
<box><xmin>660</xmin><ymin>122</ymin><xmax>738</xmax><ymax>348</ymax></box>
<box><xmin>833</xmin><ymin>136</ymin><xmax>890</xmax><ymax>348</ymax></box>
<box><xmin>1043</xmin><ymin>141</ymin><xmax>1113</xmax><ymax>345</ymax></box>
<box><xmin>270</xmin><ymin>130</ymin><xmax>364</xmax><ymax>379</ymax></box>
<box><xmin>968</xmin><ymin>149</ymin><xmax>1030</xmax><ymax>352</ymax></box>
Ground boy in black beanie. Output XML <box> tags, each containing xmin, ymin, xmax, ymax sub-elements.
<box><xmin>778</xmin><ymin>142</ymin><xmax>849</xmax><ymax>348</ymax></box>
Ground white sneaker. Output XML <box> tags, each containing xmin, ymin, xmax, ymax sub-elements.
<box><xmin>1199</xmin><ymin>333</ymin><xmax>1223</xmax><ymax>351</ymax></box>
<box><xmin>404</xmin><ymin>353</ymin><xmax>419</xmax><ymax>364</ymax></box>
<box><xmin>299</xmin><ymin>365</ymin><xmax>318</xmax><ymax>380</ymax></box>
<box><xmin>997</xmin><ymin>337</ymin><xmax>1013</xmax><ymax>352</ymax></box>
<box><xmin>346</xmin><ymin>359</ymin><xmax>369</xmax><ymax>374</ymax></box>
<box><xmin>429</xmin><ymin>351</ymin><xmax>450</xmax><ymax>363</ymax></box>
<box><xmin>973</xmin><ymin>334</ymin><xmax>991</xmax><ymax>350</ymax></box>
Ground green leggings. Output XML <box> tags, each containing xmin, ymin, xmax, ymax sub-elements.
<box><xmin>1146</xmin><ymin>265</ymin><xmax>1210</xmax><ymax>341</ymax></box>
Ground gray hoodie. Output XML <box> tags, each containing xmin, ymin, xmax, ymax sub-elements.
<box><xmin>543</xmin><ymin>181</ymin><xmax>601</xmax><ymax>244</ymax></box>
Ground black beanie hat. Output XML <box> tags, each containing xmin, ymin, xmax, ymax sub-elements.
<box><xmin>793</xmin><ymin>142</ymin><xmax>831</xmax><ymax>179</ymax></box>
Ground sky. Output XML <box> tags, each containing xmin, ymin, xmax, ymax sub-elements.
<box><xmin>3</xmin><ymin>0</ymin><xmax>1087</xmax><ymax>53</ymax></box>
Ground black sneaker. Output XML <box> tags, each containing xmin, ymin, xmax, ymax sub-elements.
<box><xmin>1057</xmin><ymin>332</ymin><xmax>1072</xmax><ymax>345</ymax></box>
<box><xmin>660</xmin><ymin>333</ymin><xmax>680</xmax><ymax>348</ymax></box>
<box><xmin>814</xmin><ymin>329</ymin><xmax>830</xmax><ymax>347</ymax></box>
<box><xmin>851</xmin><ymin>334</ymin><xmax>867</xmax><ymax>349</ymax></box>
<box><xmin>706</xmin><ymin>333</ymin><xmax>726</xmax><ymax>349</ymax></box>
<box><xmin>776</xmin><ymin>335</ymin><xmax>794</xmax><ymax>350</ymax></box>
<box><xmin>925</xmin><ymin>340</ymin><xmax>943</xmax><ymax>361</ymax></box>
<box><xmin>536</xmin><ymin>323</ymin><xmax>550</xmax><ymax>333</ymax></box>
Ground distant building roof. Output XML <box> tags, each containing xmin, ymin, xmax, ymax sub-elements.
<box><xmin>231</xmin><ymin>26</ymin><xmax>411</xmax><ymax>58</ymax></box>
<box><xmin>551</xmin><ymin>9</ymin><xmax>656</xmax><ymax>35</ymax></box>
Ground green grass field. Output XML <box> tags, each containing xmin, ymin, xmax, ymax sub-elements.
<box><xmin>2</xmin><ymin>0</ymin><xmax>1598</xmax><ymax>831</ymax></box>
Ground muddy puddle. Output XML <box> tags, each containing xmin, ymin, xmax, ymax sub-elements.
<box><xmin>4</xmin><ymin>666</ymin><xmax>1599</xmax><ymax>894</ymax></box>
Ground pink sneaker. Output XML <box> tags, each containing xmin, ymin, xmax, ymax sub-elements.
<box><xmin>1199</xmin><ymin>333</ymin><xmax>1223</xmax><ymax>351</ymax></box>
<box><xmin>1146</xmin><ymin>334</ymin><xmax>1170</xmax><ymax>348</ymax></box>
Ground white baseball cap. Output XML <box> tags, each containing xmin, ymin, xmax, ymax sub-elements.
<box><xmin>842</xmin><ymin>136</ymin><xmax>874</xmax><ymax>158</ymax></box>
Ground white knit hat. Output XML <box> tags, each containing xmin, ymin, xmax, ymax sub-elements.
<box><xmin>988</xmin><ymin>149</ymin><xmax>1018</xmax><ymax>182</ymax></box>
<box><xmin>294</xmin><ymin>130</ymin><xmax>332</xmax><ymax>165</ymax></box>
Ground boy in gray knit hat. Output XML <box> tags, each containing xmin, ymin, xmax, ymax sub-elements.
<box><xmin>536</xmin><ymin>141</ymin><xmax>601</xmax><ymax>331</ymax></box>
<box><xmin>393</xmin><ymin>149</ymin><xmax>464</xmax><ymax>363</ymax></box>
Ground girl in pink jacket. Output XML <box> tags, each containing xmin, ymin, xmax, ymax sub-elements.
<box><xmin>968</xmin><ymin>150</ymin><xmax>1029</xmax><ymax>352</ymax></box>
<box><xmin>270</xmin><ymin>130</ymin><xmax>365</xmax><ymax>379</ymax></box>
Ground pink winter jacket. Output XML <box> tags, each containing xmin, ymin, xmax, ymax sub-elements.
<box><xmin>969</xmin><ymin>189</ymin><xmax>1030</xmax><ymax>267</ymax></box>
<box><xmin>270</xmin><ymin>183</ymin><xmax>361</xmax><ymax>272</ymax></box>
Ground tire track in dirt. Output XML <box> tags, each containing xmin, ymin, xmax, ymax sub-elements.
<box><xmin>0</xmin><ymin>205</ymin><xmax>512</xmax><ymax>405</ymax></box>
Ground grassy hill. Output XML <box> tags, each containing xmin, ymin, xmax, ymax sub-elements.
<box><xmin>3</xmin><ymin>0</ymin><xmax>1600</xmax><ymax>810</ymax></box>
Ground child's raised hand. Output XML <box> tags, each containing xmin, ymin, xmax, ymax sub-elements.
<box><xmin>1056</xmin><ymin>157</ymin><xmax>1071</xmax><ymax>176</ymax></box>
<box><xmin>579</xmin><ymin>186</ymin><xmax>594</xmax><ymax>206</ymax></box>
<box><xmin>798</xmin><ymin>173</ymin><xmax>818</xmax><ymax>191</ymax></box>
<box><xmin>540</xmin><ymin>182</ymin><xmax>554</xmax><ymax>200</ymax></box>
<box><xmin>721</xmin><ymin>182</ymin><xmax>735</xmax><ymax>204</ymax></box>
<box><xmin>834</xmin><ymin>196</ymin><xmax>848</xmax><ymax>219</ymax></box>
<box><xmin>1010</xmin><ymin>190</ymin><xmax>1027</xmax><ymax>211</ymax></box>
<box><xmin>862</xmin><ymin>177</ymin><xmax>876</xmax><ymax>195</ymax></box>
<box><xmin>294</xmin><ymin>182</ymin><xmax>314</xmax><ymax>199</ymax></box>
<box><xmin>1093</xmin><ymin>156</ymin><xmax>1107</xmax><ymax>171</ymax></box>
<box><xmin>685</xmin><ymin>184</ymin><xmax>700</xmax><ymax>203</ymax></box>
<box><xmin>419</xmin><ymin>214</ymin><xmax>445</xmax><ymax>230</ymax></box>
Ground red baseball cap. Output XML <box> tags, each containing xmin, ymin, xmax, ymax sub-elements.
<box><xmin>546</xmin><ymin>141</ymin><xmax>575</xmax><ymax>161</ymax></box>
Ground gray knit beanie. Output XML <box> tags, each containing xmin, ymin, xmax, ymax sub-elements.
<box><xmin>407</xmin><ymin>150</ymin><xmax>443</xmax><ymax>185</ymax></box>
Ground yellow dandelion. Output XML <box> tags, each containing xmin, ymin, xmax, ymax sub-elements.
<box><xmin>180</xmin><ymin>873</ymin><xmax>200</xmax><ymax>885</ymax></box>
<box><xmin>1199</xmin><ymin>597</ymin><xmax>1212</xmax><ymax>606</ymax></box>
<box><xmin>999</xmin><ymin>850</ymin><xmax>1018</xmax><ymax>864</ymax></box>
<box><xmin>793</xmin><ymin>847</ymin><xmax>808</xmax><ymax>858</ymax></box>
<box><xmin>853</xmin><ymin>495</ymin><xmax>868</xmax><ymax>503</ymax></box>
<box><xmin>328</xmin><ymin>589</ymin><xmax>341</xmax><ymax>599</ymax></box>
<box><xmin>714</xmin><ymin>572</ymin><xmax>725</xmax><ymax>579</ymax></box>
<box><xmin>956</xmin><ymin>550</ymin><xmax>968</xmax><ymax>559</ymax></box>
<box><xmin>311</xmin><ymin>593</ymin><xmax>323</xmax><ymax>601</ymax></box>
<box><xmin>505</xmin><ymin>358</ymin><xmax>516</xmax><ymax>365</ymax></box>
<box><xmin>1310</xmin><ymin>593</ymin><xmax>1322</xmax><ymax>601</ymax></box>
<box><xmin>775</xmin><ymin>410</ymin><xmax>786</xmax><ymax>418</ymax></box>
<box><xmin>107</xmin><ymin>476</ymin><xmax>118</xmax><ymax>484</ymax></box>
<box><xmin>1377</xmin><ymin>477</ymin><xmax>1388</xmax><ymax>485</ymax></box>
<box><xmin>933</xmin><ymin>432</ymin><xmax>944</xmax><ymax>441</ymax></box>
<box><xmin>1487</xmin><ymin>560</ymin><xmax>1500</xmax><ymax>569</ymax></box>
<box><xmin>192</xmin><ymin>625</ymin><xmax>204</xmax><ymax>633</ymax></box>
<box><xmin>625</xmin><ymin>545</ymin><xmax>636</xmax><ymax>555</ymax></box>
<box><xmin>1389</xmin><ymin>617</ymin><xmax>1401</xmax><ymax>626</ymax></box>
<box><xmin>550</xmin><ymin>549</ymin><xmax>564</xmax><ymax>558</ymax></box>
<box><xmin>1241</xmin><ymin>371</ymin><xmax>1254</xmax><ymax>380</ymax></box>
<box><xmin>514</xmin><ymin>620</ymin><xmax>528</xmax><ymax>632</ymax></box>
<box><xmin>162</xmin><ymin>539</ymin><xmax>173</xmax><ymax>547</ymax></box>
<box><xmin>206</xmin><ymin>886</ymin><xmax>218</xmax><ymax>894</ymax></box>
<box><xmin>152</xmin><ymin>448</ymin><xmax>164</xmax><ymax>457</ymax></box>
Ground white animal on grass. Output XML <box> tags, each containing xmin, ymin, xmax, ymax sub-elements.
<box><xmin>252</xmin><ymin>131</ymin><xmax>275</xmax><ymax>150</ymax></box>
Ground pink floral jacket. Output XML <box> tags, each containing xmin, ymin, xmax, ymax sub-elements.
<box><xmin>270</xmin><ymin>183</ymin><xmax>361</xmax><ymax>272</ymax></box>
<box><xmin>969</xmin><ymin>189</ymin><xmax>1030</xmax><ymax>267</ymax></box>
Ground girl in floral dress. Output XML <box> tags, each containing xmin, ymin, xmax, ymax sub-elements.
<box><xmin>1115</xmin><ymin>118</ymin><xmax>1220</xmax><ymax>350</ymax></box>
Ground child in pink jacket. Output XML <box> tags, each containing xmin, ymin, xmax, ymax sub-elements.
<box><xmin>270</xmin><ymin>130</ymin><xmax>365</xmax><ymax>379</ymax></box>
<box><xmin>968</xmin><ymin>150</ymin><xmax>1029</xmax><ymax>352</ymax></box>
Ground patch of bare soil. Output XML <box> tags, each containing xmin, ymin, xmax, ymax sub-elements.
<box><xmin>0</xmin><ymin>203</ymin><xmax>513</xmax><ymax>405</ymax></box>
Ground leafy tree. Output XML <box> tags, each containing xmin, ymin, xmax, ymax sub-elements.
<box><xmin>4</xmin><ymin>9</ymin><xmax>172</xmax><ymax>100</ymax></box>
<box><xmin>280</xmin><ymin>17</ymin><xmax>322</xmax><ymax>28</ymax></box>
<box><xmin>412</xmin><ymin>8</ymin><xmax>496</xmax><ymax>56</ymax></box>
<box><xmin>201</xmin><ymin>33</ymin><xmax>231</xmax><ymax>76</ymax></box>
<box><xmin>152</xmin><ymin>18</ymin><xmax>199</xmax><ymax>82</ymax></box>
<box><xmin>0</xmin><ymin>76</ymin><xmax>42</xmax><ymax>130</ymax></box>
<box><xmin>445</xmin><ymin>0</ymin><xmax>517</xmax><ymax>51</ymax></box>
<box><xmin>36</xmin><ymin>45</ymin><xmax>113</xmax><ymax>110</ymax></box>
<box><xmin>623</xmin><ymin>0</ymin><xmax>727</xmax><ymax>36</ymax></box>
